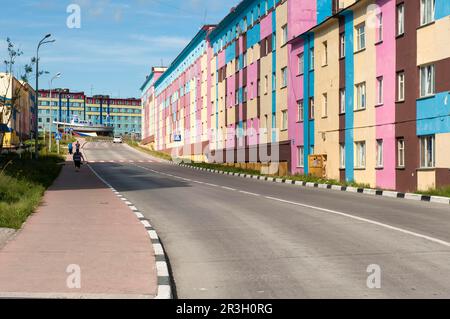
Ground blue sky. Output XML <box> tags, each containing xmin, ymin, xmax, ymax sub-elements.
<box><xmin>0</xmin><ymin>0</ymin><xmax>240</xmax><ymax>98</ymax></box>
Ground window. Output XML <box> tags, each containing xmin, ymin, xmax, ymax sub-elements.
<box><xmin>281</xmin><ymin>110</ymin><xmax>288</xmax><ymax>130</ymax></box>
<box><xmin>281</xmin><ymin>67</ymin><xmax>288</xmax><ymax>88</ymax></box>
<box><xmin>340</xmin><ymin>144</ymin><xmax>346</xmax><ymax>169</ymax></box>
<box><xmin>376</xmin><ymin>76</ymin><xmax>384</xmax><ymax>105</ymax></box>
<box><xmin>298</xmin><ymin>53</ymin><xmax>304</xmax><ymax>75</ymax></box>
<box><xmin>420</xmin><ymin>64</ymin><xmax>435</xmax><ymax>97</ymax></box>
<box><xmin>243</xmin><ymin>86</ymin><xmax>248</xmax><ymax>102</ymax></box>
<box><xmin>355</xmin><ymin>82</ymin><xmax>366</xmax><ymax>110</ymax></box>
<box><xmin>309</xmin><ymin>97</ymin><xmax>315</xmax><ymax>119</ymax></box>
<box><xmin>243</xmin><ymin>18</ymin><xmax>247</xmax><ymax>32</ymax></box>
<box><xmin>264</xmin><ymin>0</ymin><xmax>268</xmax><ymax>14</ymax></box>
<box><xmin>376</xmin><ymin>13</ymin><xmax>383</xmax><ymax>43</ymax></box>
<box><xmin>297</xmin><ymin>100</ymin><xmax>304</xmax><ymax>122</ymax></box>
<box><xmin>376</xmin><ymin>139</ymin><xmax>384</xmax><ymax>168</ymax></box>
<box><xmin>264</xmin><ymin>114</ymin><xmax>269</xmax><ymax>136</ymax></box>
<box><xmin>272</xmin><ymin>72</ymin><xmax>276</xmax><ymax>91</ymax></box>
<box><xmin>281</xmin><ymin>25</ymin><xmax>288</xmax><ymax>45</ymax></box>
<box><xmin>322</xmin><ymin>41</ymin><xmax>328</xmax><ymax>66</ymax></box>
<box><xmin>297</xmin><ymin>146</ymin><xmax>304</xmax><ymax>167</ymax></box>
<box><xmin>397</xmin><ymin>72</ymin><xmax>405</xmax><ymax>101</ymax></box>
<box><xmin>397</xmin><ymin>138</ymin><xmax>405</xmax><ymax>167</ymax></box>
<box><xmin>235</xmin><ymin>90</ymin><xmax>239</xmax><ymax>105</ymax></box>
<box><xmin>340</xmin><ymin>33</ymin><xmax>345</xmax><ymax>58</ymax></box>
<box><xmin>356</xmin><ymin>23</ymin><xmax>366</xmax><ymax>51</ymax></box>
<box><xmin>243</xmin><ymin>51</ymin><xmax>247</xmax><ymax>68</ymax></box>
<box><xmin>265</xmin><ymin>38</ymin><xmax>270</xmax><ymax>55</ymax></box>
<box><xmin>420</xmin><ymin>0</ymin><xmax>435</xmax><ymax>26</ymax></box>
<box><xmin>322</xmin><ymin>93</ymin><xmax>328</xmax><ymax>118</ymax></box>
<box><xmin>309</xmin><ymin>48</ymin><xmax>315</xmax><ymax>70</ymax></box>
<box><xmin>397</xmin><ymin>4</ymin><xmax>405</xmax><ymax>36</ymax></box>
<box><xmin>264</xmin><ymin>75</ymin><xmax>268</xmax><ymax>94</ymax></box>
<box><xmin>257</xmin><ymin>79</ymin><xmax>261</xmax><ymax>97</ymax></box>
<box><xmin>355</xmin><ymin>141</ymin><xmax>366</xmax><ymax>168</ymax></box>
<box><xmin>340</xmin><ymin>89</ymin><xmax>346</xmax><ymax>113</ymax></box>
<box><xmin>420</xmin><ymin>135</ymin><xmax>435</xmax><ymax>168</ymax></box>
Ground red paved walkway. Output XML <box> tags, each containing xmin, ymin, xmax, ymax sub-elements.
<box><xmin>0</xmin><ymin>157</ymin><xmax>157</xmax><ymax>298</ymax></box>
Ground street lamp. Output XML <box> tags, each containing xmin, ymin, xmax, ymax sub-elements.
<box><xmin>48</xmin><ymin>72</ymin><xmax>61</xmax><ymax>152</ymax></box>
<box><xmin>34</xmin><ymin>33</ymin><xmax>55</xmax><ymax>159</ymax></box>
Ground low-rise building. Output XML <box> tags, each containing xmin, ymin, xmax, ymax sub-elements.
<box><xmin>37</xmin><ymin>89</ymin><xmax>142</xmax><ymax>138</ymax></box>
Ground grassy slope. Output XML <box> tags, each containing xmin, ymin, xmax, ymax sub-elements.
<box><xmin>0</xmin><ymin>135</ymin><xmax>67</xmax><ymax>229</ymax></box>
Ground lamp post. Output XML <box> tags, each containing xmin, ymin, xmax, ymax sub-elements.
<box><xmin>34</xmin><ymin>34</ymin><xmax>55</xmax><ymax>159</ymax></box>
<box><xmin>48</xmin><ymin>72</ymin><xmax>61</xmax><ymax>152</ymax></box>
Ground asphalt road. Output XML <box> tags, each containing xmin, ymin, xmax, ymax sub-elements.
<box><xmin>83</xmin><ymin>142</ymin><xmax>450</xmax><ymax>299</ymax></box>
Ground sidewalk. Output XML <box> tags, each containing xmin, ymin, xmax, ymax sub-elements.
<box><xmin>0</xmin><ymin>156</ymin><xmax>158</xmax><ymax>298</ymax></box>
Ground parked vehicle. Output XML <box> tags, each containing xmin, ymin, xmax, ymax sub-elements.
<box><xmin>113</xmin><ymin>136</ymin><xmax>123</xmax><ymax>144</ymax></box>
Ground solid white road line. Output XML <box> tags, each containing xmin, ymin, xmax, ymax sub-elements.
<box><xmin>264</xmin><ymin>196</ymin><xmax>450</xmax><ymax>248</ymax></box>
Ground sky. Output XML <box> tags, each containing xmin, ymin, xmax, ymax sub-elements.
<box><xmin>0</xmin><ymin>0</ymin><xmax>240</xmax><ymax>98</ymax></box>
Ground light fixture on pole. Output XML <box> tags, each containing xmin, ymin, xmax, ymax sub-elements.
<box><xmin>34</xmin><ymin>33</ymin><xmax>55</xmax><ymax>159</ymax></box>
<box><xmin>48</xmin><ymin>72</ymin><xmax>61</xmax><ymax>152</ymax></box>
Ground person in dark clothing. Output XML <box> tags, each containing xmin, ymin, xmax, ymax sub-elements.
<box><xmin>73</xmin><ymin>150</ymin><xmax>85</xmax><ymax>171</ymax></box>
<box><xmin>75</xmin><ymin>141</ymin><xmax>81</xmax><ymax>152</ymax></box>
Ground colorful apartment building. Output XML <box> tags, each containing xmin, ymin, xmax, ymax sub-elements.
<box><xmin>140</xmin><ymin>0</ymin><xmax>450</xmax><ymax>192</ymax></box>
<box><xmin>38</xmin><ymin>89</ymin><xmax>142</xmax><ymax>137</ymax></box>
<box><xmin>0</xmin><ymin>73</ymin><xmax>36</xmax><ymax>147</ymax></box>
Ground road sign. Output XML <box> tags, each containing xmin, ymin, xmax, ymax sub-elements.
<box><xmin>174</xmin><ymin>134</ymin><xmax>182</xmax><ymax>142</ymax></box>
<box><xmin>55</xmin><ymin>133</ymin><xmax>62</xmax><ymax>141</ymax></box>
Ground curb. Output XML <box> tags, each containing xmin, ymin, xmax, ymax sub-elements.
<box><xmin>177</xmin><ymin>164</ymin><xmax>450</xmax><ymax>206</ymax></box>
<box><xmin>87</xmin><ymin>164</ymin><xmax>173</xmax><ymax>299</ymax></box>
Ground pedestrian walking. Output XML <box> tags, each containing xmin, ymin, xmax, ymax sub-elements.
<box><xmin>73</xmin><ymin>150</ymin><xmax>85</xmax><ymax>172</ymax></box>
<box><xmin>75</xmin><ymin>140</ymin><xmax>81</xmax><ymax>152</ymax></box>
<box><xmin>68</xmin><ymin>142</ymin><xmax>73</xmax><ymax>155</ymax></box>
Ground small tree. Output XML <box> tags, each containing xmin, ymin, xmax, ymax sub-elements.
<box><xmin>0</xmin><ymin>38</ymin><xmax>34</xmax><ymax>153</ymax></box>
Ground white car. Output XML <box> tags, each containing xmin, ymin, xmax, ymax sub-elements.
<box><xmin>113</xmin><ymin>136</ymin><xmax>123</xmax><ymax>144</ymax></box>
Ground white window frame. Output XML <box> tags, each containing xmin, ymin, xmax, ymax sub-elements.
<box><xmin>322</xmin><ymin>41</ymin><xmax>328</xmax><ymax>66</ymax></box>
<box><xmin>297</xmin><ymin>99</ymin><xmax>304</xmax><ymax>122</ymax></box>
<box><xmin>376</xmin><ymin>13</ymin><xmax>383</xmax><ymax>43</ymax></box>
<box><xmin>355</xmin><ymin>141</ymin><xmax>366</xmax><ymax>169</ymax></box>
<box><xmin>298</xmin><ymin>52</ymin><xmax>304</xmax><ymax>75</ymax></box>
<box><xmin>397</xmin><ymin>72</ymin><xmax>405</xmax><ymax>101</ymax></box>
<box><xmin>309</xmin><ymin>48</ymin><xmax>315</xmax><ymax>70</ymax></box>
<box><xmin>340</xmin><ymin>88</ymin><xmax>346</xmax><ymax>114</ymax></box>
<box><xmin>281</xmin><ymin>110</ymin><xmax>288</xmax><ymax>131</ymax></box>
<box><xmin>322</xmin><ymin>93</ymin><xmax>328</xmax><ymax>118</ymax></box>
<box><xmin>281</xmin><ymin>24</ymin><xmax>288</xmax><ymax>45</ymax></box>
<box><xmin>420</xmin><ymin>135</ymin><xmax>435</xmax><ymax>168</ymax></box>
<box><xmin>397</xmin><ymin>138</ymin><xmax>405</xmax><ymax>168</ymax></box>
<box><xmin>355</xmin><ymin>82</ymin><xmax>367</xmax><ymax>110</ymax></box>
<box><xmin>297</xmin><ymin>146</ymin><xmax>305</xmax><ymax>168</ymax></box>
<box><xmin>376</xmin><ymin>139</ymin><xmax>384</xmax><ymax>168</ymax></box>
<box><xmin>356</xmin><ymin>23</ymin><xmax>366</xmax><ymax>51</ymax></box>
<box><xmin>420</xmin><ymin>64</ymin><xmax>435</xmax><ymax>97</ymax></box>
<box><xmin>340</xmin><ymin>33</ymin><xmax>345</xmax><ymax>58</ymax></box>
<box><xmin>281</xmin><ymin>67</ymin><xmax>288</xmax><ymax>88</ymax></box>
<box><xmin>420</xmin><ymin>0</ymin><xmax>435</xmax><ymax>26</ymax></box>
<box><xmin>309</xmin><ymin>97</ymin><xmax>315</xmax><ymax>120</ymax></box>
<box><xmin>340</xmin><ymin>143</ymin><xmax>346</xmax><ymax>169</ymax></box>
<box><xmin>376</xmin><ymin>76</ymin><xmax>384</xmax><ymax>105</ymax></box>
<box><xmin>397</xmin><ymin>3</ymin><xmax>405</xmax><ymax>36</ymax></box>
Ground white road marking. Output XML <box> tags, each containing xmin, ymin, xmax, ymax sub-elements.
<box><xmin>221</xmin><ymin>186</ymin><xmax>236</xmax><ymax>191</ymax></box>
<box><xmin>239</xmin><ymin>191</ymin><xmax>260</xmax><ymax>197</ymax></box>
<box><xmin>263</xmin><ymin>196</ymin><xmax>450</xmax><ymax>248</ymax></box>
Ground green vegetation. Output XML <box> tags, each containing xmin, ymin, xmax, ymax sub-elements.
<box><xmin>184</xmin><ymin>161</ymin><xmax>371</xmax><ymax>189</ymax></box>
<box><xmin>418</xmin><ymin>186</ymin><xmax>450</xmax><ymax>198</ymax></box>
<box><xmin>0</xmin><ymin>135</ymin><xmax>66</xmax><ymax>229</ymax></box>
<box><xmin>126</xmin><ymin>140</ymin><xmax>173</xmax><ymax>162</ymax></box>
<box><xmin>0</xmin><ymin>154</ymin><xmax>63</xmax><ymax>229</ymax></box>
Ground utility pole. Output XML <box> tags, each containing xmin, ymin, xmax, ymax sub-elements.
<box><xmin>35</xmin><ymin>34</ymin><xmax>55</xmax><ymax>159</ymax></box>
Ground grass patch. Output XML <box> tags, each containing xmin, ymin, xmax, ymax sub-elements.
<box><xmin>126</xmin><ymin>140</ymin><xmax>173</xmax><ymax>162</ymax></box>
<box><xmin>182</xmin><ymin>161</ymin><xmax>371</xmax><ymax>189</ymax></box>
<box><xmin>0</xmin><ymin>149</ymin><xmax>64</xmax><ymax>229</ymax></box>
<box><xmin>417</xmin><ymin>186</ymin><xmax>450</xmax><ymax>198</ymax></box>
